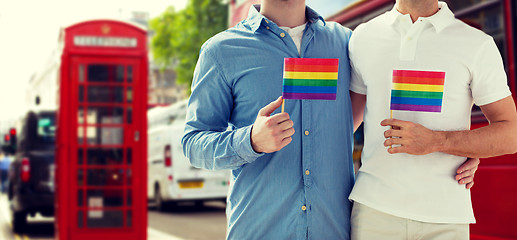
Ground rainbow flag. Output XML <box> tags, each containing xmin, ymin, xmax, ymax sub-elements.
<box><xmin>390</xmin><ymin>70</ymin><xmax>445</xmax><ymax>112</ymax></box>
<box><xmin>282</xmin><ymin>58</ymin><xmax>339</xmax><ymax>100</ymax></box>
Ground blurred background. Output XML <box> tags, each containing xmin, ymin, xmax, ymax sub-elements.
<box><xmin>0</xmin><ymin>0</ymin><xmax>516</xmax><ymax>239</ymax></box>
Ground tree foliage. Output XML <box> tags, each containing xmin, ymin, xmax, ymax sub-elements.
<box><xmin>150</xmin><ymin>0</ymin><xmax>228</xmax><ymax>91</ymax></box>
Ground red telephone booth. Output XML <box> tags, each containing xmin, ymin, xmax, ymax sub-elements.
<box><xmin>56</xmin><ymin>20</ymin><xmax>147</xmax><ymax>240</ymax></box>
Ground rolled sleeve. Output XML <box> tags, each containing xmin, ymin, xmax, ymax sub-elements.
<box><xmin>182</xmin><ymin>43</ymin><xmax>263</xmax><ymax>170</ymax></box>
<box><xmin>232</xmin><ymin>125</ymin><xmax>264</xmax><ymax>162</ymax></box>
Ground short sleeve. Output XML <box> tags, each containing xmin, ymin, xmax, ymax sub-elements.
<box><xmin>348</xmin><ymin>31</ymin><xmax>367</xmax><ymax>94</ymax></box>
<box><xmin>471</xmin><ymin>38</ymin><xmax>512</xmax><ymax>106</ymax></box>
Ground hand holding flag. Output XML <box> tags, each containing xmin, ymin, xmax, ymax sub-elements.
<box><xmin>384</xmin><ymin>69</ymin><xmax>446</xmax><ymax>154</ymax></box>
<box><xmin>251</xmin><ymin>96</ymin><xmax>295</xmax><ymax>153</ymax></box>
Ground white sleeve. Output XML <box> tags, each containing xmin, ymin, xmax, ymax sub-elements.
<box><xmin>470</xmin><ymin>37</ymin><xmax>512</xmax><ymax>106</ymax></box>
<box><xmin>348</xmin><ymin>32</ymin><xmax>367</xmax><ymax>94</ymax></box>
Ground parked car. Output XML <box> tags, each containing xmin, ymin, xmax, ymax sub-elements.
<box><xmin>147</xmin><ymin>100</ymin><xmax>230</xmax><ymax>210</ymax></box>
<box><xmin>6</xmin><ymin>110</ymin><xmax>56</xmax><ymax>232</ymax></box>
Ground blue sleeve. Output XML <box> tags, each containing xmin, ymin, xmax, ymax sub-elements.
<box><xmin>181</xmin><ymin>44</ymin><xmax>263</xmax><ymax>170</ymax></box>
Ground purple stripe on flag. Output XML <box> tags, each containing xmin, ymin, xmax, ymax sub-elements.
<box><xmin>390</xmin><ymin>104</ymin><xmax>442</xmax><ymax>112</ymax></box>
<box><xmin>283</xmin><ymin>92</ymin><xmax>336</xmax><ymax>100</ymax></box>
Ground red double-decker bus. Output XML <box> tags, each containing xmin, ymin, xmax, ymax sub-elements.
<box><xmin>230</xmin><ymin>0</ymin><xmax>516</xmax><ymax>239</ymax></box>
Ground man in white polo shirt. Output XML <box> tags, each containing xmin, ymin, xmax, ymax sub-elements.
<box><xmin>348</xmin><ymin>0</ymin><xmax>517</xmax><ymax>239</ymax></box>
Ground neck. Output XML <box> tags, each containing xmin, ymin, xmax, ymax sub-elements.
<box><xmin>260</xmin><ymin>0</ymin><xmax>306</xmax><ymax>28</ymax></box>
<box><xmin>395</xmin><ymin>0</ymin><xmax>439</xmax><ymax>22</ymax></box>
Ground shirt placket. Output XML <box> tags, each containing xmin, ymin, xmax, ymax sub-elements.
<box><xmin>300</xmin><ymin>25</ymin><xmax>316</xmax><ymax>239</ymax></box>
<box><xmin>399</xmin><ymin>19</ymin><xmax>426</xmax><ymax>61</ymax></box>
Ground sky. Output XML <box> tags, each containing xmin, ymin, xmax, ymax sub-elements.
<box><xmin>0</xmin><ymin>0</ymin><xmax>187</xmax><ymax>126</ymax></box>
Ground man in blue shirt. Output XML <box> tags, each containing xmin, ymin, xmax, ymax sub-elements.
<box><xmin>182</xmin><ymin>0</ymin><xmax>478</xmax><ymax>239</ymax></box>
<box><xmin>182</xmin><ymin>0</ymin><xmax>354</xmax><ymax>239</ymax></box>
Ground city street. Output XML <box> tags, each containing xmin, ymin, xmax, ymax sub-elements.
<box><xmin>0</xmin><ymin>195</ymin><xmax>227</xmax><ymax>240</ymax></box>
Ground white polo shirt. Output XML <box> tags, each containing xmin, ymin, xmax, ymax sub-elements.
<box><xmin>349</xmin><ymin>2</ymin><xmax>511</xmax><ymax>224</ymax></box>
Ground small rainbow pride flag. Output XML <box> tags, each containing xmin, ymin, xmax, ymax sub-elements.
<box><xmin>390</xmin><ymin>70</ymin><xmax>445</xmax><ymax>112</ymax></box>
<box><xmin>282</xmin><ymin>58</ymin><xmax>339</xmax><ymax>100</ymax></box>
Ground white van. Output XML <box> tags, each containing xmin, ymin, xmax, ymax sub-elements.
<box><xmin>147</xmin><ymin>99</ymin><xmax>230</xmax><ymax>210</ymax></box>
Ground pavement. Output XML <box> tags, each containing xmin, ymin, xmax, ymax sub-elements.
<box><xmin>0</xmin><ymin>194</ymin><xmax>186</xmax><ymax>240</ymax></box>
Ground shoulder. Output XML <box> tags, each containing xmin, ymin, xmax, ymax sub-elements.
<box><xmin>200</xmin><ymin>22</ymin><xmax>254</xmax><ymax>57</ymax></box>
<box><xmin>317</xmin><ymin>21</ymin><xmax>352</xmax><ymax>40</ymax></box>
<box><xmin>351</xmin><ymin>13</ymin><xmax>387</xmax><ymax>39</ymax></box>
<box><xmin>445</xmin><ymin>19</ymin><xmax>493</xmax><ymax>44</ymax></box>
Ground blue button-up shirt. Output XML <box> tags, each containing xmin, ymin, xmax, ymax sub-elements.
<box><xmin>182</xmin><ymin>5</ymin><xmax>354</xmax><ymax>240</ymax></box>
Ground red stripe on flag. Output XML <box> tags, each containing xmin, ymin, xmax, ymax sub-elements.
<box><xmin>284</xmin><ymin>58</ymin><xmax>339</xmax><ymax>66</ymax></box>
<box><xmin>392</xmin><ymin>76</ymin><xmax>445</xmax><ymax>85</ymax></box>
<box><xmin>393</xmin><ymin>70</ymin><xmax>445</xmax><ymax>79</ymax></box>
<box><xmin>284</xmin><ymin>64</ymin><xmax>339</xmax><ymax>72</ymax></box>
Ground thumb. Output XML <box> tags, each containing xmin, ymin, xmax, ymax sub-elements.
<box><xmin>258</xmin><ymin>96</ymin><xmax>283</xmax><ymax>117</ymax></box>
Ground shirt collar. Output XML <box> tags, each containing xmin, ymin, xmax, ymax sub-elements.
<box><xmin>247</xmin><ymin>4</ymin><xmax>325</xmax><ymax>33</ymax></box>
<box><xmin>385</xmin><ymin>1</ymin><xmax>455</xmax><ymax>33</ymax></box>
<box><xmin>426</xmin><ymin>2</ymin><xmax>455</xmax><ymax>32</ymax></box>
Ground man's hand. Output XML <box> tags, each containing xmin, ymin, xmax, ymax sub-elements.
<box><xmin>381</xmin><ymin>118</ymin><xmax>442</xmax><ymax>155</ymax></box>
<box><xmin>456</xmin><ymin>158</ymin><xmax>479</xmax><ymax>189</ymax></box>
<box><xmin>251</xmin><ymin>96</ymin><xmax>295</xmax><ymax>153</ymax></box>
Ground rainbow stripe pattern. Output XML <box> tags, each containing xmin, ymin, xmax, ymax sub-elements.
<box><xmin>282</xmin><ymin>58</ymin><xmax>339</xmax><ymax>100</ymax></box>
<box><xmin>390</xmin><ymin>70</ymin><xmax>446</xmax><ymax>112</ymax></box>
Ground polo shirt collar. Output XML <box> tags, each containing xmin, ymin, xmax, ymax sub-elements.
<box><xmin>385</xmin><ymin>1</ymin><xmax>455</xmax><ymax>33</ymax></box>
<box><xmin>426</xmin><ymin>2</ymin><xmax>455</xmax><ymax>33</ymax></box>
<box><xmin>247</xmin><ymin>4</ymin><xmax>325</xmax><ymax>33</ymax></box>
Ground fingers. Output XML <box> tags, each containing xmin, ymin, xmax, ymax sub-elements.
<box><xmin>277</xmin><ymin>118</ymin><xmax>294</xmax><ymax>131</ymax></box>
<box><xmin>457</xmin><ymin>175</ymin><xmax>474</xmax><ymax>185</ymax></box>
<box><xmin>258</xmin><ymin>96</ymin><xmax>283</xmax><ymax>117</ymax></box>
<box><xmin>455</xmin><ymin>167</ymin><xmax>477</xmax><ymax>181</ymax></box>
<box><xmin>269</xmin><ymin>112</ymin><xmax>290</xmax><ymax>125</ymax></box>
<box><xmin>456</xmin><ymin>158</ymin><xmax>480</xmax><ymax>174</ymax></box>
<box><xmin>466</xmin><ymin>181</ymin><xmax>474</xmax><ymax>189</ymax></box>
<box><xmin>384</xmin><ymin>129</ymin><xmax>403</xmax><ymax>138</ymax></box>
<box><xmin>384</xmin><ymin>137</ymin><xmax>404</xmax><ymax>147</ymax></box>
<box><xmin>381</xmin><ymin>118</ymin><xmax>409</xmax><ymax>129</ymax></box>
<box><xmin>387</xmin><ymin>145</ymin><xmax>405</xmax><ymax>154</ymax></box>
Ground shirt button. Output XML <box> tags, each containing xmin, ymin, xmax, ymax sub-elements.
<box><xmin>305</xmin><ymin>170</ymin><xmax>310</xmax><ymax>175</ymax></box>
<box><xmin>407</xmin><ymin>37</ymin><xmax>413</xmax><ymax>40</ymax></box>
<box><xmin>304</xmin><ymin>130</ymin><xmax>309</xmax><ymax>136</ymax></box>
<box><xmin>266</xmin><ymin>26</ymin><xmax>270</xmax><ymax>30</ymax></box>
<box><xmin>301</xmin><ymin>205</ymin><xmax>307</xmax><ymax>211</ymax></box>
<box><xmin>280</xmin><ymin>32</ymin><xmax>286</xmax><ymax>38</ymax></box>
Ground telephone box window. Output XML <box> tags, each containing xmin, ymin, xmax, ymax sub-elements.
<box><xmin>78</xmin><ymin>169</ymin><xmax>84</xmax><ymax>186</ymax></box>
<box><xmin>127</xmin><ymin>189</ymin><xmax>132</xmax><ymax>206</ymax></box>
<box><xmin>87</xmin><ymin>190</ymin><xmax>124</xmax><ymax>207</ymax></box>
<box><xmin>78</xmin><ymin>107</ymin><xmax>84</xmax><ymax>124</ymax></box>
<box><xmin>79</xmin><ymin>65</ymin><xmax>85</xmax><ymax>82</ymax></box>
<box><xmin>126</xmin><ymin>169</ymin><xmax>132</xmax><ymax>185</ymax></box>
<box><xmin>127</xmin><ymin>211</ymin><xmax>132</xmax><ymax>227</ymax></box>
<box><xmin>126</xmin><ymin>87</ymin><xmax>133</xmax><ymax>103</ymax></box>
<box><xmin>78</xmin><ymin>211</ymin><xmax>84</xmax><ymax>228</ymax></box>
<box><xmin>78</xmin><ymin>190</ymin><xmax>84</xmax><ymax>206</ymax></box>
<box><xmin>87</xmin><ymin>86</ymin><xmax>124</xmax><ymax>103</ymax></box>
<box><xmin>86</xmin><ymin>107</ymin><xmax>124</xmax><ymax>125</ymax></box>
<box><xmin>87</xmin><ymin>64</ymin><xmax>124</xmax><ymax>83</ymax></box>
<box><xmin>127</xmin><ymin>107</ymin><xmax>132</xmax><ymax>124</ymax></box>
<box><xmin>87</xmin><ymin>169</ymin><xmax>124</xmax><ymax>186</ymax></box>
<box><xmin>127</xmin><ymin>66</ymin><xmax>133</xmax><ymax>83</ymax></box>
<box><xmin>85</xmin><ymin>126</ymin><xmax>123</xmax><ymax>145</ymax></box>
<box><xmin>78</xmin><ymin>149</ymin><xmax>84</xmax><ymax>165</ymax></box>
<box><xmin>87</xmin><ymin>148</ymin><xmax>123</xmax><ymax>165</ymax></box>
<box><xmin>78</xmin><ymin>127</ymin><xmax>84</xmax><ymax>144</ymax></box>
<box><xmin>87</xmin><ymin>210</ymin><xmax>124</xmax><ymax>228</ymax></box>
<box><xmin>127</xmin><ymin>148</ymin><xmax>132</xmax><ymax>165</ymax></box>
<box><xmin>79</xmin><ymin>86</ymin><xmax>84</xmax><ymax>103</ymax></box>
